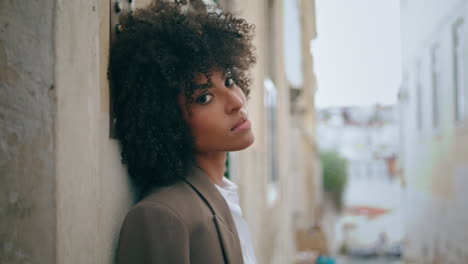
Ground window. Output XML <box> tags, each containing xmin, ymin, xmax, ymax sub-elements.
<box><xmin>266</xmin><ymin>0</ymin><xmax>276</xmax><ymax>83</ymax></box>
<box><xmin>416</xmin><ymin>61</ymin><xmax>423</xmax><ymax>131</ymax></box>
<box><xmin>431</xmin><ymin>44</ymin><xmax>441</xmax><ymax>129</ymax></box>
<box><xmin>453</xmin><ymin>19</ymin><xmax>465</xmax><ymax>123</ymax></box>
<box><xmin>264</xmin><ymin>78</ymin><xmax>278</xmax><ymax>203</ymax></box>
<box><xmin>265</xmin><ymin>0</ymin><xmax>279</xmax><ymax>205</ymax></box>
<box><xmin>283</xmin><ymin>0</ymin><xmax>302</xmax><ymax>88</ymax></box>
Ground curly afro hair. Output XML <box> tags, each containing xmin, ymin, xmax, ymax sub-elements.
<box><xmin>108</xmin><ymin>0</ymin><xmax>256</xmax><ymax>197</ymax></box>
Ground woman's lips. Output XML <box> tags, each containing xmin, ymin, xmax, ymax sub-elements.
<box><xmin>231</xmin><ymin>118</ymin><xmax>251</xmax><ymax>132</ymax></box>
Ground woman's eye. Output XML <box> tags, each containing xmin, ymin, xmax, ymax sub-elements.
<box><xmin>225</xmin><ymin>77</ymin><xmax>235</xmax><ymax>87</ymax></box>
<box><xmin>196</xmin><ymin>94</ymin><xmax>213</xmax><ymax>104</ymax></box>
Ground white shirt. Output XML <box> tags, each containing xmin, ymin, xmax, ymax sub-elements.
<box><xmin>215</xmin><ymin>177</ymin><xmax>257</xmax><ymax>264</ymax></box>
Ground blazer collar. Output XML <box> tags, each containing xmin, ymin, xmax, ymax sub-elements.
<box><xmin>184</xmin><ymin>165</ymin><xmax>244</xmax><ymax>264</ymax></box>
<box><xmin>183</xmin><ymin>165</ymin><xmax>237</xmax><ymax>232</ymax></box>
<box><xmin>184</xmin><ymin>166</ymin><xmax>244</xmax><ymax>264</ymax></box>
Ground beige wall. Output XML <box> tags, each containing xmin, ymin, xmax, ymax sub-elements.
<box><xmin>228</xmin><ymin>1</ymin><xmax>271</xmax><ymax>263</ymax></box>
<box><xmin>230</xmin><ymin>0</ymin><xmax>320</xmax><ymax>263</ymax></box>
<box><xmin>55</xmin><ymin>0</ymin><xmax>136</xmax><ymax>263</ymax></box>
<box><xmin>0</xmin><ymin>0</ymin><xmax>57</xmax><ymax>262</ymax></box>
<box><xmin>55</xmin><ymin>0</ymin><xmax>151</xmax><ymax>262</ymax></box>
<box><xmin>294</xmin><ymin>0</ymin><xmax>320</xmax><ymax>230</ymax></box>
<box><xmin>229</xmin><ymin>0</ymin><xmax>294</xmax><ymax>262</ymax></box>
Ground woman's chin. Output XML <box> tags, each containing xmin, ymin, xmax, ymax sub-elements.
<box><xmin>229</xmin><ymin>133</ymin><xmax>255</xmax><ymax>151</ymax></box>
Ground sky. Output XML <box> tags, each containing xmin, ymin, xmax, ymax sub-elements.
<box><xmin>312</xmin><ymin>0</ymin><xmax>402</xmax><ymax>108</ymax></box>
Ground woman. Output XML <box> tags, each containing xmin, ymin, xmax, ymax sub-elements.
<box><xmin>108</xmin><ymin>0</ymin><xmax>257</xmax><ymax>263</ymax></box>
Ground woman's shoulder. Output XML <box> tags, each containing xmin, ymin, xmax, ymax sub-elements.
<box><xmin>126</xmin><ymin>180</ymin><xmax>212</xmax><ymax>228</ymax></box>
<box><xmin>141</xmin><ymin>180</ymin><xmax>195</xmax><ymax>207</ymax></box>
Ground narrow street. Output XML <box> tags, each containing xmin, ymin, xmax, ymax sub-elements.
<box><xmin>336</xmin><ymin>256</ymin><xmax>403</xmax><ymax>264</ymax></box>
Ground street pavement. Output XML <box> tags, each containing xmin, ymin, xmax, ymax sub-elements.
<box><xmin>336</xmin><ymin>256</ymin><xmax>403</xmax><ymax>264</ymax></box>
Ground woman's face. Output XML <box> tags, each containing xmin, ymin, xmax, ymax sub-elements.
<box><xmin>179</xmin><ymin>70</ymin><xmax>254</xmax><ymax>153</ymax></box>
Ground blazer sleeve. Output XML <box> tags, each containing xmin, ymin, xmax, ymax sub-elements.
<box><xmin>116</xmin><ymin>203</ymin><xmax>190</xmax><ymax>264</ymax></box>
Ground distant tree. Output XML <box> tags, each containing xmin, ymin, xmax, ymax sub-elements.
<box><xmin>320</xmin><ymin>150</ymin><xmax>348</xmax><ymax>211</ymax></box>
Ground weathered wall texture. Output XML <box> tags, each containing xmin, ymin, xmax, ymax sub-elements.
<box><xmin>1</xmin><ymin>0</ymin><xmax>146</xmax><ymax>263</ymax></box>
<box><xmin>0</xmin><ymin>0</ymin><xmax>57</xmax><ymax>263</ymax></box>
<box><xmin>55</xmin><ymin>0</ymin><xmax>138</xmax><ymax>263</ymax></box>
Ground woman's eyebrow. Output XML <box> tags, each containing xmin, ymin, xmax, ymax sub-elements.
<box><xmin>192</xmin><ymin>87</ymin><xmax>211</xmax><ymax>98</ymax></box>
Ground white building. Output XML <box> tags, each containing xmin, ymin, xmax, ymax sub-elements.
<box><xmin>399</xmin><ymin>0</ymin><xmax>468</xmax><ymax>263</ymax></box>
<box><xmin>317</xmin><ymin>105</ymin><xmax>403</xmax><ymax>252</ymax></box>
<box><xmin>318</xmin><ymin>105</ymin><xmax>399</xmax><ymax>184</ymax></box>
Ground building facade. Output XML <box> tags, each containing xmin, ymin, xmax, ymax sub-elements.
<box><xmin>220</xmin><ymin>0</ymin><xmax>322</xmax><ymax>263</ymax></box>
<box><xmin>399</xmin><ymin>0</ymin><xmax>468</xmax><ymax>262</ymax></box>
<box><xmin>317</xmin><ymin>105</ymin><xmax>403</xmax><ymax>253</ymax></box>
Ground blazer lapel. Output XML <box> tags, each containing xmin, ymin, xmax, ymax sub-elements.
<box><xmin>184</xmin><ymin>166</ymin><xmax>244</xmax><ymax>264</ymax></box>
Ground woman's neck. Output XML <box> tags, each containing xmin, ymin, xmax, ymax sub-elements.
<box><xmin>195</xmin><ymin>151</ymin><xmax>226</xmax><ymax>185</ymax></box>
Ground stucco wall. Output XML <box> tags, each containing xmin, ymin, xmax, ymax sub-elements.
<box><xmin>54</xmin><ymin>0</ymin><xmax>140</xmax><ymax>263</ymax></box>
<box><xmin>0</xmin><ymin>0</ymin><xmax>57</xmax><ymax>263</ymax></box>
<box><xmin>1</xmin><ymin>0</ymin><xmax>144</xmax><ymax>263</ymax></box>
<box><xmin>400</xmin><ymin>0</ymin><xmax>468</xmax><ymax>262</ymax></box>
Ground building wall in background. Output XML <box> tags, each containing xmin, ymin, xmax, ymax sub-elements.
<box><xmin>229</xmin><ymin>0</ymin><xmax>321</xmax><ymax>263</ymax></box>
<box><xmin>400</xmin><ymin>0</ymin><xmax>468</xmax><ymax>262</ymax></box>
<box><xmin>0</xmin><ymin>1</ymin><xmax>56</xmax><ymax>262</ymax></box>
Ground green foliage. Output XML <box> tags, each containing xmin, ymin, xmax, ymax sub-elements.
<box><xmin>224</xmin><ymin>152</ymin><xmax>230</xmax><ymax>179</ymax></box>
<box><xmin>320</xmin><ymin>150</ymin><xmax>348</xmax><ymax>192</ymax></box>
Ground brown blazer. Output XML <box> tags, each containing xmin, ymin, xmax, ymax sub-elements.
<box><xmin>116</xmin><ymin>166</ymin><xmax>244</xmax><ymax>264</ymax></box>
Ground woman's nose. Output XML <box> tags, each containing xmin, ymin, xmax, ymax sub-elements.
<box><xmin>225</xmin><ymin>90</ymin><xmax>245</xmax><ymax>114</ymax></box>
